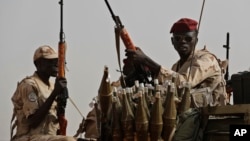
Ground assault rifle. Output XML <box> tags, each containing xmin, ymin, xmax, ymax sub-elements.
<box><xmin>57</xmin><ymin>0</ymin><xmax>68</xmax><ymax>135</ymax></box>
<box><xmin>104</xmin><ymin>0</ymin><xmax>152</xmax><ymax>87</ymax></box>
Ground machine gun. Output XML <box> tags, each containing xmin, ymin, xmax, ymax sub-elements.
<box><xmin>104</xmin><ymin>0</ymin><xmax>152</xmax><ymax>87</ymax></box>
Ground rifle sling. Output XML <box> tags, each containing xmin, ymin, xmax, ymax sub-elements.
<box><xmin>115</xmin><ymin>27</ymin><xmax>126</xmax><ymax>87</ymax></box>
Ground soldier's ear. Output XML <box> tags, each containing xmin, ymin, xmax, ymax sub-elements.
<box><xmin>34</xmin><ymin>60</ymin><xmax>39</xmax><ymax>68</ymax></box>
<box><xmin>195</xmin><ymin>38</ymin><xmax>198</xmax><ymax>44</ymax></box>
<box><xmin>195</xmin><ymin>31</ymin><xmax>198</xmax><ymax>44</ymax></box>
<box><xmin>34</xmin><ymin>58</ymin><xmax>44</xmax><ymax>70</ymax></box>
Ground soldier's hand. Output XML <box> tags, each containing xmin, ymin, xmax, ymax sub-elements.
<box><xmin>126</xmin><ymin>47</ymin><xmax>161</xmax><ymax>75</ymax></box>
<box><xmin>55</xmin><ymin>77</ymin><xmax>69</xmax><ymax>107</ymax></box>
<box><xmin>54</xmin><ymin>77</ymin><xmax>67</xmax><ymax>95</ymax></box>
<box><xmin>123</xmin><ymin>58</ymin><xmax>135</xmax><ymax>76</ymax></box>
<box><xmin>125</xmin><ymin>47</ymin><xmax>148</xmax><ymax>65</ymax></box>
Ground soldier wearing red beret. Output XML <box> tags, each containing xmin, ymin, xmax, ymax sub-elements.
<box><xmin>125</xmin><ymin>18</ymin><xmax>228</xmax><ymax>107</ymax></box>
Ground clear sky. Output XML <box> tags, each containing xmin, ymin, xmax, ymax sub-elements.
<box><xmin>1</xmin><ymin>0</ymin><xmax>250</xmax><ymax>140</ymax></box>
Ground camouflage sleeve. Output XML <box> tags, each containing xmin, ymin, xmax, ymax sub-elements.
<box><xmin>185</xmin><ymin>53</ymin><xmax>221</xmax><ymax>87</ymax></box>
<box><xmin>19</xmin><ymin>79</ymin><xmax>39</xmax><ymax>118</ymax></box>
<box><xmin>156</xmin><ymin>53</ymin><xmax>221</xmax><ymax>87</ymax></box>
<box><xmin>156</xmin><ymin>66</ymin><xmax>175</xmax><ymax>84</ymax></box>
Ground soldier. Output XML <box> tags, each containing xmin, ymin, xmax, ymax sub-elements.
<box><xmin>125</xmin><ymin>17</ymin><xmax>228</xmax><ymax>107</ymax></box>
<box><xmin>83</xmin><ymin>18</ymin><xmax>229</xmax><ymax>140</ymax></box>
<box><xmin>10</xmin><ymin>45</ymin><xmax>87</xmax><ymax>141</ymax></box>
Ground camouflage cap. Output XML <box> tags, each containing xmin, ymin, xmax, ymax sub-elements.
<box><xmin>33</xmin><ymin>45</ymin><xmax>58</xmax><ymax>61</ymax></box>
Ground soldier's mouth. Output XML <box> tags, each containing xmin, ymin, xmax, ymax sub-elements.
<box><xmin>178</xmin><ymin>46</ymin><xmax>188</xmax><ymax>52</ymax></box>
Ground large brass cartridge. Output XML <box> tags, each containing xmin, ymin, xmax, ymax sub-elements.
<box><xmin>126</xmin><ymin>88</ymin><xmax>136</xmax><ymax>115</ymax></box>
<box><xmin>178</xmin><ymin>82</ymin><xmax>191</xmax><ymax>115</ymax></box>
<box><xmin>98</xmin><ymin>66</ymin><xmax>113</xmax><ymax>141</ymax></box>
<box><xmin>163</xmin><ymin>81</ymin><xmax>171</xmax><ymax>108</ymax></box>
<box><xmin>98</xmin><ymin>66</ymin><xmax>113</xmax><ymax>122</ymax></box>
<box><xmin>150</xmin><ymin>92</ymin><xmax>163</xmax><ymax>141</ymax></box>
<box><xmin>121</xmin><ymin>89</ymin><xmax>135</xmax><ymax>141</ymax></box>
<box><xmin>139</xmin><ymin>83</ymin><xmax>150</xmax><ymax>119</ymax></box>
<box><xmin>111</xmin><ymin>96</ymin><xmax>123</xmax><ymax>141</ymax></box>
<box><xmin>162</xmin><ymin>83</ymin><xmax>177</xmax><ymax>141</ymax></box>
<box><xmin>135</xmin><ymin>91</ymin><xmax>149</xmax><ymax>141</ymax></box>
<box><xmin>144</xmin><ymin>87</ymin><xmax>150</xmax><ymax>107</ymax></box>
<box><xmin>134</xmin><ymin>80</ymin><xmax>140</xmax><ymax>93</ymax></box>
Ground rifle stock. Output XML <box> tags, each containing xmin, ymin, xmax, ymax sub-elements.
<box><xmin>58</xmin><ymin>42</ymin><xmax>66</xmax><ymax>78</ymax></box>
<box><xmin>57</xmin><ymin>42</ymin><xmax>68</xmax><ymax>136</ymax></box>
<box><xmin>119</xmin><ymin>28</ymin><xmax>136</xmax><ymax>50</ymax></box>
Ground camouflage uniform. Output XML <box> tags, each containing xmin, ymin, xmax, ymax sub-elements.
<box><xmin>157</xmin><ymin>47</ymin><xmax>227</xmax><ymax>106</ymax></box>
<box><xmin>11</xmin><ymin>72</ymin><xmax>76</xmax><ymax>141</ymax></box>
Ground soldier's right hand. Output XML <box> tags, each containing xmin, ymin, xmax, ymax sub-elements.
<box><xmin>54</xmin><ymin>77</ymin><xmax>67</xmax><ymax>95</ymax></box>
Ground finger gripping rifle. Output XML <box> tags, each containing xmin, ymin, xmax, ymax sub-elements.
<box><xmin>57</xmin><ymin>0</ymin><xmax>68</xmax><ymax>135</ymax></box>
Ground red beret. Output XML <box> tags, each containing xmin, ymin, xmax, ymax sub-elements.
<box><xmin>170</xmin><ymin>18</ymin><xmax>198</xmax><ymax>33</ymax></box>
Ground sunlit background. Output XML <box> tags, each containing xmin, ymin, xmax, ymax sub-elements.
<box><xmin>1</xmin><ymin>0</ymin><xmax>250</xmax><ymax>140</ymax></box>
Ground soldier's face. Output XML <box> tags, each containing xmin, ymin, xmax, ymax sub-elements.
<box><xmin>36</xmin><ymin>58</ymin><xmax>58</xmax><ymax>77</ymax></box>
<box><xmin>171</xmin><ymin>31</ymin><xmax>198</xmax><ymax>59</ymax></box>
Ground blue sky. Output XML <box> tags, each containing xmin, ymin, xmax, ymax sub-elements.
<box><xmin>1</xmin><ymin>0</ymin><xmax>250</xmax><ymax>140</ymax></box>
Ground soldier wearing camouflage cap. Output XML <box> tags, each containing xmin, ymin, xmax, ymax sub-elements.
<box><xmin>11</xmin><ymin>45</ymin><xmax>88</xmax><ymax>141</ymax></box>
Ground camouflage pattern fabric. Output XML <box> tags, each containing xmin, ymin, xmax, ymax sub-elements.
<box><xmin>11</xmin><ymin>72</ymin><xmax>77</xmax><ymax>141</ymax></box>
<box><xmin>157</xmin><ymin>47</ymin><xmax>227</xmax><ymax>106</ymax></box>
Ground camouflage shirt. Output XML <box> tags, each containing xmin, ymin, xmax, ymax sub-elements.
<box><xmin>157</xmin><ymin>47</ymin><xmax>227</xmax><ymax>106</ymax></box>
<box><xmin>11</xmin><ymin>72</ymin><xmax>59</xmax><ymax>139</ymax></box>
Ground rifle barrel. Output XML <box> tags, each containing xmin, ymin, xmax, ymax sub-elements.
<box><xmin>58</xmin><ymin>0</ymin><xmax>65</xmax><ymax>78</ymax></box>
<box><xmin>104</xmin><ymin>0</ymin><xmax>121</xmax><ymax>26</ymax></box>
<box><xmin>223</xmin><ymin>32</ymin><xmax>230</xmax><ymax>81</ymax></box>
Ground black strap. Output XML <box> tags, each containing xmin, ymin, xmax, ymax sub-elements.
<box><xmin>114</xmin><ymin>27</ymin><xmax>126</xmax><ymax>88</ymax></box>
